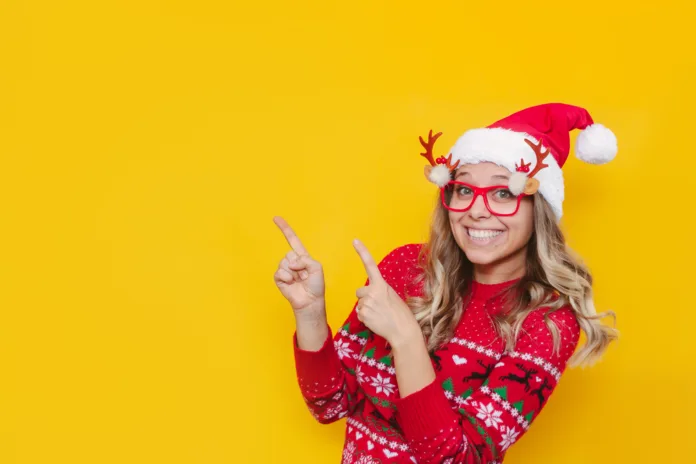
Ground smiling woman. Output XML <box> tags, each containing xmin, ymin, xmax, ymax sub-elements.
<box><xmin>273</xmin><ymin>103</ymin><xmax>619</xmax><ymax>463</ymax></box>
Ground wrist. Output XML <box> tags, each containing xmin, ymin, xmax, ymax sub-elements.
<box><xmin>389</xmin><ymin>323</ymin><xmax>424</xmax><ymax>353</ymax></box>
<box><xmin>294</xmin><ymin>304</ymin><xmax>329</xmax><ymax>352</ymax></box>
<box><xmin>293</xmin><ymin>300</ymin><xmax>327</xmax><ymax>324</ymax></box>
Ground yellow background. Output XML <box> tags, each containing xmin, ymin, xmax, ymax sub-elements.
<box><xmin>1</xmin><ymin>1</ymin><xmax>693</xmax><ymax>462</ymax></box>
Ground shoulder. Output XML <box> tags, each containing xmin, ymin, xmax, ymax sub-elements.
<box><xmin>376</xmin><ymin>243</ymin><xmax>425</xmax><ymax>296</ymax></box>
<box><xmin>513</xmin><ymin>304</ymin><xmax>581</xmax><ymax>370</ymax></box>
<box><xmin>377</xmin><ymin>243</ymin><xmax>424</xmax><ymax>267</ymax></box>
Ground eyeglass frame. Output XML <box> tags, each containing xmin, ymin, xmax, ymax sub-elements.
<box><xmin>440</xmin><ymin>180</ymin><xmax>529</xmax><ymax>216</ymax></box>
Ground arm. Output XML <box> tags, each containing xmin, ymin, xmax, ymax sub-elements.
<box><xmin>391</xmin><ymin>328</ymin><xmax>437</xmax><ymax>397</ymax></box>
<box><xmin>273</xmin><ymin>216</ymin><xmax>362</xmax><ymax>424</ymax></box>
<box><xmin>393</xmin><ymin>306</ymin><xmax>581</xmax><ymax>463</ymax></box>
<box><xmin>293</xmin><ymin>245</ymin><xmax>417</xmax><ymax>424</ymax></box>
<box><xmin>293</xmin><ymin>299</ymin><xmax>368</xmax><ymax>424</ymax></box>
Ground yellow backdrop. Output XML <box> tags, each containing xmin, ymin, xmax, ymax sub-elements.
<box><xmin>1</xmin><ymin>1</ymin><xmax>694</xmax><ymax>462</ymax></box>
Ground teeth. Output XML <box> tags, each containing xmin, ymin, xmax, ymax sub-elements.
<box><xmin>467</xmin><ymin>228</ymin><xmax>503</xmax><ymax>239</ymax></box>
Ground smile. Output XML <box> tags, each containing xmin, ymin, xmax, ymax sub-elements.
<box><xmin>466</xmin><ymin>228</ymin><xmax>505</xmax><ymax>243</ymax></box>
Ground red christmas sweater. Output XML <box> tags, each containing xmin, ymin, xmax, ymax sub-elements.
<box><xmin>293</xmin><ymin>244</ymin><xmax>580</xmax><ymax>464</ymax></box>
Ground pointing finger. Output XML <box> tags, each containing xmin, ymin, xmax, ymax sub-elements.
<box><xmin>274</xmin><ymin>216</ymin><xmax>309</xmax><ymax>256</ymax></box>
<box><xmin>353</xmin><ymin>239</ymin><xmax>384</xmax><ymax>284</ymax></box>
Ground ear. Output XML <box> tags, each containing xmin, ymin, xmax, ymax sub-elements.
<box><xmin>424</xmin><ymin>165</ymin><xmax>433</xmax><ymax>180</ymax></box>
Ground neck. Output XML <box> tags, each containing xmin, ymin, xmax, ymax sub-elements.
<box><xmin>473</xmin><ymin>246</ymin><xmax>527</xmax><ymax>284</ymax></box>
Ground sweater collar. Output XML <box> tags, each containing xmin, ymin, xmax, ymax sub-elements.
<box><xmin>470</xmin><ymin>277</ymin><xmax>522</xmax><ymax>302</ymax></box>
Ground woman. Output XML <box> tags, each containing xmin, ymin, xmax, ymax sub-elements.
<box><xmin>273</xmin><ymin>103</ymin><xmax>619</xmax><ymax>463</ymax></box>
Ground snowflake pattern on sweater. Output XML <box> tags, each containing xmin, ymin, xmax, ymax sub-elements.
<box><xmin>293</xmin><ymin>244</ymin><xmax>580</xmax><ymax>463</ymax></box>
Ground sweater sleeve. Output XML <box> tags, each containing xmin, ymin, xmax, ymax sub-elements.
<box><xmin>293</xmin><ymin>243</ymin><xmax>423</xmax><ymax>424</ymax></box>
<box><xmin>293</xmin><ymin>310</ymin><xmax>365</xmax><ymax>424</ymax></box>
<box><xmin>393</xmin><ymin>306</ymin><xmax>581</xmax><ymax>463</ymax></box>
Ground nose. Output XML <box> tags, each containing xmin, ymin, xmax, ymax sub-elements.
<box><xmin>469</xmin><ymin>193</ymin><xmax>491</xmax><ymax>219</ymax></box>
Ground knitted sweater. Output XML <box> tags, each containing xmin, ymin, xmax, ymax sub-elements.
<box><xmin>293</xmin><ymin>244</ymin><xmax>580</xmax><ymax>464</ymax></box>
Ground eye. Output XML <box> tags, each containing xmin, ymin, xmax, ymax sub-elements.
<box><xmin>493</xmin><ymin>189</ymin><xmax>515</xmax><ymax>200</ymax></box>
<box><xmin>456</xmin><ymin>186</ymin><xmax>473</xmax><ymax>196</ymax></box>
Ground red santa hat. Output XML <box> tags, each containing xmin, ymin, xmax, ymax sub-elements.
<box><xmin>421</xmin><ymin>103</ymin><xmax>617</xmax><ymax>220</ymax></box>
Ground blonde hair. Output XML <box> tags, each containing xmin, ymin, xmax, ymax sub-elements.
<box><xmin>406</xmin><ymin>194</ymin><xmax>618</xmax><ymax>368</ymax></box>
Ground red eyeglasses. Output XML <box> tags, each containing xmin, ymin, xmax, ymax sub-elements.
<box><xmin>441</xmin><ymin>181</ymin><xmax>528</xmax><ymax>216</ymax></box>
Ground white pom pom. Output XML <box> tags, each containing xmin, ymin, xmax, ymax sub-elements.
<box><xmin>429</xmin><ymin>165</ymin><xmax>451</xmax><ymax>187</ymax></box>
<box><xmin>508</xmin><ymin>172</ymin><xmax>528</xmax><ymax>196</ymax></box>
<box><xmin>575</xmin><ymin>123</ymin><xmax>617</xmax><ymax>165</ymax></box>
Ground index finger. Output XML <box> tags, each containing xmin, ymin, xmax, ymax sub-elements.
<box><xmin>273</xmin><ymin>216</ymin><xmax>309</xmax><ymax>256</ymax></box>
<box><xmin>353</xmin><ymin>239</ymin><xmax>384</xmax><ymax>284</ymax></box>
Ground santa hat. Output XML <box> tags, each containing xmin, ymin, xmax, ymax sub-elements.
<box><xmin>420</xmin><ymin>103</ymin><xmax>617</xmax><ymax>220</ymax></box>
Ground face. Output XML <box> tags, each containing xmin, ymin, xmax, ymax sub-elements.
<box><xmin>447</xmin><ymin>162</ymin><xmax>534</xmax><ymax>270</ymax></box>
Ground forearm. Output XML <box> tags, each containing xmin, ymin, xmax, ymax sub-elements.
<box><xmin>392</xmin><ymin>331</ymin><xmax>437</xmax><ymax>397</ymax></box>
<box><xmin>294</xmin><ymin>301</ymin><xmax>329</xmax><ymax>351</ymax></box>
<box><xmin>293</xmin><ymin>301</ymin><xmax>363</xmax><ymax>425</ymax></box>
<box><xmin>392</xmin><ymin>334</ymin><xmax>469</xmax><ymax>463</ymax></box>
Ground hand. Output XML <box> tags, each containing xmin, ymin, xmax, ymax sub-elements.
<box><xmin>273</xmin><ymin>217</ymin><xmax>325</xmax><ymax>313</ymax></box>
<box><xmin>353</xmin><ymin>239</ymin><xmax>421</xmax><ymax>347</ymax></box>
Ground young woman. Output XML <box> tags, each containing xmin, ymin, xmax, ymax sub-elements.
<box><xmin>273</xmin><ymin>103</ymin><xmax>619</xmax><ymax>463</ymax></box>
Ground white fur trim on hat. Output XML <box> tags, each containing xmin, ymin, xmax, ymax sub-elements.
<box><xmin>448</xmin><ymin>127</ymin><xmax>565</xmax><ymax>221</ymax></box>
<box><xmin>575</xmin><ymin>123</ymin><xmax>617</xmax><ymax>165</ymax></box>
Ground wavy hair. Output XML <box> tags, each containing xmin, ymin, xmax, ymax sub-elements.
<box><xmin>406</xmin><ymin>194</ymin><xmax>618</xmax><ymax>368</ymax></box>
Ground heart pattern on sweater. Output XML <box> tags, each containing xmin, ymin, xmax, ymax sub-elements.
<box><xmin>367</xmin><ymin>441</ymin><xmax>374</xmax><ymax>450</ymax></box>
<box><xmin>383</xmin><ymin>449</ymin><xmax>398</xmax><ymax>458</ymax></box>
<box><xmin>452</xmin><ymin>355</ymin><xmax>467</xmax><ymax>365</ymax></box>
<box><xmin>355</xmin><ymin>432</ymin><xmax>363</xmax><ymax>440</ymax></box>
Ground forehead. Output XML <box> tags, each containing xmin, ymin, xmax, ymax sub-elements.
<box><xmin>454</xmin><ymin>162</ymin><xmax>512</xmax><ymax>179</ymax></box>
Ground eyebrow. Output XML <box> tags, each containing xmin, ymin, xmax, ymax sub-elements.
<box><xmin>455</xmin><ymin>171</ymin><xmax>510</xmax><ymax>181</ymax></box>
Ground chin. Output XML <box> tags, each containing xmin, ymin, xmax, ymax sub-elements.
<box><xmin>463</xmin><ymin>249</ymin><xmax>502</xmax><ymax>265</ymax></box>
<box><xmin>462</xmin><ymin>247</ymin><xmax>510</xmax><ymax>265</ymax></box>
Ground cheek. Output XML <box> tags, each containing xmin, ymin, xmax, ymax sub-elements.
<box><xmin>517</xmin><ymin>198</ymin><xmax>534</xmax><ymax>242</ymax></box>
<box><xmin>500</xmin><ymin>201</ymin><xmax>534</xmax><ymax>242</ymax></box>
<box><xmin>448</xmin><ymin>210</ymin><xmax>463</xmax><ymax>227</ymax></box>
<box><xmin>448</xmin><ymin>212</ymin><xmax>468</xmax><ymax>244</ymax></box>
<box><xmin>448</xmin><ymin>211</ymin><xmax>461</xmax><ymax>233</ymax></box>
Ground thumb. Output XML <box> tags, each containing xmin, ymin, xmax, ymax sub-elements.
<box><xmin>289</xmin><ymin>255</ymin><xmax>322</xmax><ymax>273</ymax></box>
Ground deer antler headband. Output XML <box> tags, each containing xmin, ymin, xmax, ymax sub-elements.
<box><xmin>418</xmin><ymin>130</ymin><xmax>549</xmax><ymax>196</ymax></box>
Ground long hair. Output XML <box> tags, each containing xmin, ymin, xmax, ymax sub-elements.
<box><xmin>406</xmin><ymin>194</ymin><xmax>618</xmax><ymax>368</ymax></box>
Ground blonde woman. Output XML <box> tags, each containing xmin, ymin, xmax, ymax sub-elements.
<box><xmin>274</xmin><ymin>103</ymin><xmax>619</xmax><ymax>463</ymax></box>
